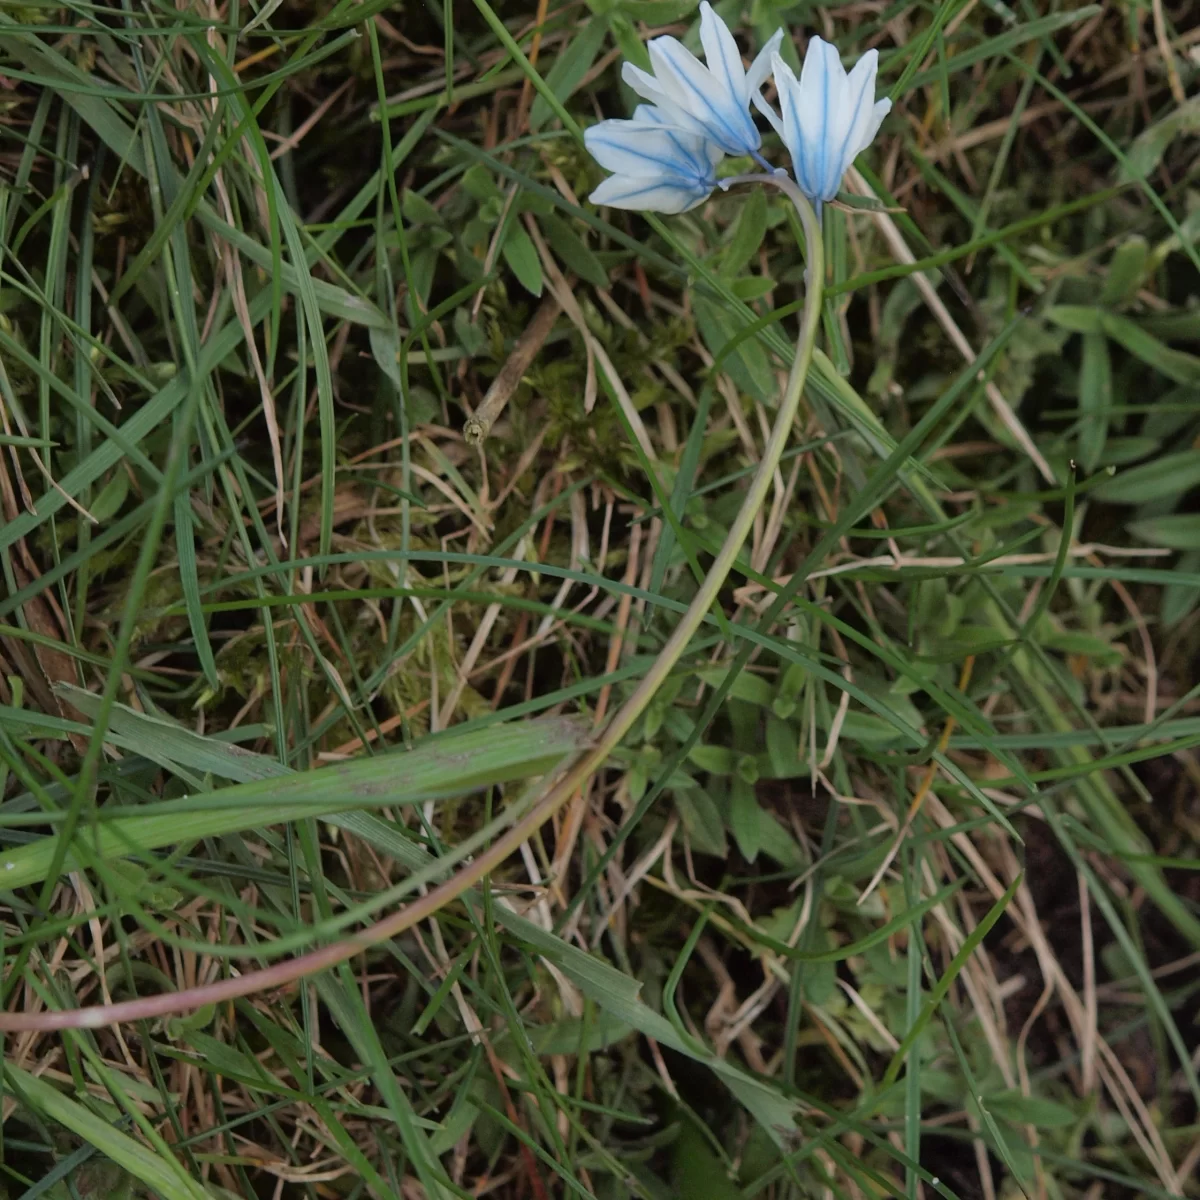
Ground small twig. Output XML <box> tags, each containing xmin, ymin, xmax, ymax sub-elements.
<box><xmin>464</xmin><ymin>292</ymin><xmax>561</xmax><ymax>444</ymax></box>
<box><xmin>1151</xmin><ymin>0</ymin><xmax>1187</xmax><ymax>106</ymax></box>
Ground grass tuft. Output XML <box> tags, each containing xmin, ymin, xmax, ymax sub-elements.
<box><xmin>2</xmin><ymin>1</ymin><xmax>1200</xmax><ymax>1197</ymax></box>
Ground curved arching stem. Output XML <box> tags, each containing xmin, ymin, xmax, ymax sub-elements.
<box><xmin>0</xmin><ymin>182</ymin><xmax>826</xmax><ymax>1032</ymax></box>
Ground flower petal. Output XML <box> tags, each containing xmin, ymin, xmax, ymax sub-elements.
<box><xmin>589</xmin><ymin>173</ymin><xmax>710</xmax><ymax>213</ymax></box>
<box><xmin>790</xmin><ymin>41</ymin><xmax>823</xmax><ymax>197</ymax></box>
<box><xmin>752</xmin><ymin>89</ymin><xmax>785</xmax><ymax>139</ymax></box>
<box><xmin>810</xmin><ymin>39</ymin><xmax>853</xmax><ymax>200</ymax></box>
<box><xmin>584</xmin><ymin>120</ymin><xmax>713</xmax><ymax>181</ymax></box>
<box><xmin>771</xmin><ymin>38</ymin><xmax>891</xmax><ymax>206</ymax></box>
<box><xmin>772</xmin><ymin>51</ymin><xmax>809</xmax><ymax>191</ymax></box>
<box><xmin>852</xmin><ymin>97</ymin><xmax>892</xmax><ymax>159</ymax></box>
<box><xmin>623</xmin><ymin>58</ymin><xmax>711</xmax><ymax>141</ymax></box>
<box><xmin>830</xmin><ymin>48</ymin><xmax>881</xmax><ymax>188</ymax></box>
<box><xmin>632</xmin><ymin>104</ymin><xmax>668</xmax><ymax>125</ymax></box>
<box><xmin>746</xmin><ymin>26</ymin><xmax>784</xmax><ymax>95</ymax></box>
<box><xmin>648</xmin><ymin>35</ymin><xmax>755</xmax><ymax>154</ymax></box>
<box><xmin>621</xmin><ymin>62</ymin><xmax>669</xmax><ymax>109</ymax></box>
<box><xmin>698</xmin><ymin>1</ymin><xmax>746</xmax><ymax>103</ymax></box>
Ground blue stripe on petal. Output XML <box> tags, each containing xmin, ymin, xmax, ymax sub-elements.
<box><xmin>746</xmin><ymin>28</ymin><xmax>784</xmax><ymax>95</ymax></box>
<box><xmin>652</xmin><ymin>38</ymin><xmax>754</xmax><ymax>154</ymax></box>
<box><xmin>817</xmin><ymin>50</ymin><xmax>831</xmax><ymax>197</ymax></box>
<box><xmin>662</xmin><ymin>126</ymin><xmax>708</xmax><ymax>179</ymax></box>
<box><xmin>699</xmin><ymin>2</ymin><xmax>745</xmax><ymax>107</ymax></box>
<box><xmin>586</xmin><ymin>123</ymin><xmax>708</xmax><ymax>180</ymax></box>
<box><xmin>800</xmin><ymin>41</ymin><xmax>829</xmax><ymax>199</ymax></box>
<box><xmin>589</xmin><ymin>175</ymin><xmax>708</xmax><ymax>213</ymax></box>
<box><xmin>831</xmin><ymin>52</ymin><xmax>875</xmax><ymax>195</ymax></box>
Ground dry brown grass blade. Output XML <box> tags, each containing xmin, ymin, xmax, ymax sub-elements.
<box><xmin>847</xmin><ymin>166</ymin><xmax>1056</xmax><ymax>485</ymax></box>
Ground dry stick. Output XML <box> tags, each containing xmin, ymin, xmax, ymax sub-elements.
<box><xmin>515</xmin><ymin>0</ymin><xmax>552</xmax><ymax>130</ymax></box>
<box><xmin>0</xmin><ymin>178</ymin><xmax>824</xmax><ymax>1033</ymax></box>
<box><xmin>464</xmin><ymin>290</ymin><xmax>562</xmax><ymax>445</ymax></box>
<box><xmin>1151</xmin><ymin>0</ymin><xmax>1186</xmax><ymax>106</ymax></box>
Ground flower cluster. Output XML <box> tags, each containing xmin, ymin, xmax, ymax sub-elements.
<box><xmin>583</xmin><ymin>2</ymin><xmax>891</xmax><ymax>218</ymax></box>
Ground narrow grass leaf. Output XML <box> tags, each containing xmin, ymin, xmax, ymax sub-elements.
<box><xmin>4</xmin><ymin>1063</ymin><xmax>211</xmax><ymax>1200</ymax></box>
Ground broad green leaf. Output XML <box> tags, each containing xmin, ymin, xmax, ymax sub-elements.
<box><xmin>765</xmin><ymin>712</ymin><xmax>804</xmax><ymax>778</ymax></box>
<box><xmin>540</xmin><ymin>213</ymin><xmax>609</xmax><ymax>287</ymax></box>
<box><xmin>688</xmin><ymin>743</ymin><xmax>734</xmax><ymax>774</ymax></box>
<box><xmin>1103</xmin><ymin>435</ymin><xmax>1162</xmax><ymax>464</ymax></box>
<box><xmin>57</xmin><ymin>684</ymin><xmax>291</xmax><ymax>783</ymax></box>
<box><xmin>530</xmin><ymin>14</ymin><xmax>608</xmax><ymax>131</ymax></box>
<box><xmin>1092</xmin><ymin>450</ymin><xmax>1200</xmax><ymax>504</ymax></box>
<box><xmin>672</xmin><ymin>1122</ymin><xmax>741</xmax><ymax>1200</ymax></box>
<box><xmin>0</xmin><ymin>716</ymin><xmax>586</xmax><ymax>890</ymax></box>
<box><xmin>178</xmin><ymin>1031</ymin><xmax>296</xmax><ymax>1094</ymax></box>
<box><xmin>462</xmin><ymin>162</ymin><xmax>503</xmax><ymax>202</ymax></box>
<box><xmin>1128</xmin><ymin>514</ymin><xmax>1200</xmax><ymax>550</ymax></box>
<box><xmin>1046</xmin><ymin>305</ymin><xmax>1103</xmax><ymax>334</ymax></box>
<box><xmin>1099</xmin><ymin>235</ymin><xmax>1148</xmax><ymax>306</ymax></box>
<box><xmin>1101</xmin><ymin>312</ymin><xmax>1200</xmax><ymax>385</ymax></box>
<box><xmin>976</xmin><ymin>1104</ymin><xmax>1036</xmax><ymax>1183</ymax></box>
<box><xmin>401</xmin><ymin>188</ymin><xmax>443</xmax><ymax>226</ymax></box>
<box><xmin>696</xmin><ymin>665</ymin><xmax>774</xmax><ymax>707</ymax></box>
<box><xmin>606</xmin><ymin>10</ymin><xmax>651</xmax><ymax>71</ymax></box>
<box><xmin>529</xmin><ymin>1011</ymin><xmax>632</xmax><ymax>1056</ymax></box>
<box><xmin>729</xmin><ymin>276</ymin><xmax>775</xmax><ymax>301</ymax></box>
<box><xmin>1039</xmin><ymin>630</ymin><xmax>1122</xmax><ymax>668</ymax></box>
<box><xmin>721</xmin><ymin>188</ymin><xmax>767</xmax><ymax>278</ymax></box>
<box><xmin>922</xmin><ymin>626</ymin><xmax>1013</xmax><ymax>659</ymax></box>
<box><xmin>90</xmin><ymin>469</ymin><xmax>130</xmax><ymax>523</ymax></box>
<box><xmin>984</xmin><ymin>1090</ymin><xmax>1078</xmax><ymax>1129</ymax></box>
<box><xmin>1121</xmin><ymin>94</ymin><xmax>1200</xmax><ymax>181</ymax></box>
<box><xmin>369</xmin><ymin>325</ymin><xmax>404</xmax><ymax>390</ymax></box>
<box><xmin>694</xmin><ymin>294</ymin><xmax>773</xmax><ymax>401</ymax></box>
<box><xmin>617</xmin><ymin>0</ymin><xmax>698</xmax><ymax>22</ymax></box>
<box><xmin>728</xmin><ymin>788</ymin><xmax>804</xmax><ymax>868</ymax></box>
<box><xmin>1078</xmin><ymin>330</ymin><xmax>1111</xmax><ymax>473</ymax></box>
<box><xmin>1142</xmin><ymin>383</ymin><xmax>1200</xmax><ymax>440</ymax></box>
<box><xmin>729</xmin><ymin>775</ymin><xmax>763</xmax><ymax>862</ymax></box>
<box><xmin>1163</xmin><ymin>549</ymin><xmax>1200</xmax><ymax>626</ymax></box>
<box><xmin>502</xmin><ymin>225</ymin><xmax>544</xmax><ymax>296</ymax></box>
<box><xmin>674</xmin><ymin>786</ymin><xmax>727</xmax><ymax>856</ymax></box>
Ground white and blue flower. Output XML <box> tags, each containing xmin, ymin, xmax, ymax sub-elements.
<box><xmin>757</xmin><ymin>37</ymin><xmax>891</xmax><ymax>215</ymax></box>
<box><xmin>584</xmin><ymin>105</ymin><xmax>724</xmax><ymax>213</ymax></box>
<box><xmin>621</xmin><ymin>1</ymin><xmax>782</xmax><ymax>158</ymax></box>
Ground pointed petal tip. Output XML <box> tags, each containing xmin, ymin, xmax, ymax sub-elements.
<box><xmin>770</xmin><ymin>48</ymin><xmax>797</xmax><ymax>83</ymax></box>
<box><xmin>747</xmin><ymin>27</ymin><xmax>786</xmax><ymax>92</ymax></box>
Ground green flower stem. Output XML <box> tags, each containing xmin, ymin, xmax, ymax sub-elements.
<box><xmin>582</xmin><ymin>174</ymin><xmax>823</xmax><ymax>758</ymax></box>
<box><xmin>0</xmin><ymin>180</ymin><xmax>824</xmax><ymax>1030</ymax></box>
